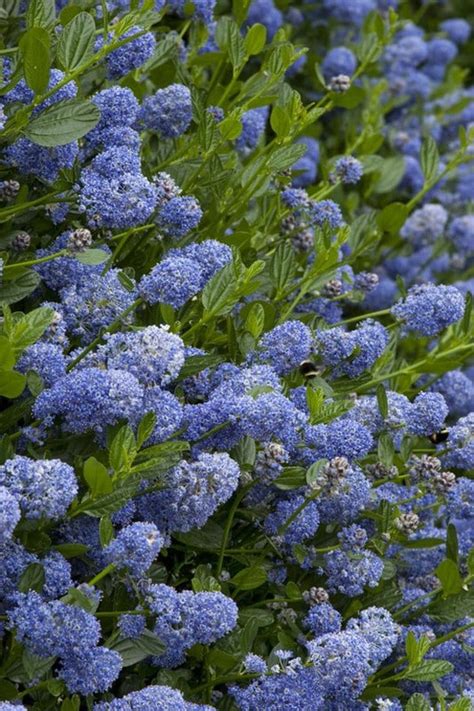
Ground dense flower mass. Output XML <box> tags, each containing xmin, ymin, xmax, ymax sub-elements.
<box><xmin>0</xmin><ymin>0</ymin><xmax>473</xmax><ymax>709</ymax></box>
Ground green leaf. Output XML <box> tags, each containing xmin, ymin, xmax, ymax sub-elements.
<box><xmin>53</xmin><ymin>543</ymin><xmax>89</xmax><ymax>558</ymax></box>
<box><xmin>109</xmin><ymin>425</ymin><xmax>137</xmax><ymax>473</ymax></box>
<box><xmin>274</xmin><ymin>466</ymin><xmax>306</xmax><ymax>490</ymax></box>
<box><xmin>405</xmin><ymin>632</ymin><xmax>431</xmax><ymax>665</ymax></box>
<box><xmin>245</xmin><ymin>303</ymin><xmax>265</xmax><ymax>339</ymax></box>
<box><xmin>22</xmin><ymin>650</ymin><xmax>55</xmax><ymax>682</ymax></box>
<box><xmin>406</xmin><ymin>693</ymin><xmax>432</xmax><ymax>711</ymax></box>
<box><xmin>429</xmin><ymin>590</ymin><xmax>474</xmax><ymax>622</ymax></box>
<box><xmin>75</xmin><ymin>483</ymin><xmax>139</xmax><ymax>517</ymax></box>
<box><xmin>83</xmin><ymin>456</ymin><xmax>113</xmax><ymax>497</ymax></box>
<box><xmin>435</xmin><ymin>558</ymin><xmax>464</xmax><ymax>596</ymax></box>
<box><xmin>268</xmin><ymin>143</ymin><xmax>307</xmax><ymax>172</ymax></box>
<box><xmin>420</xmin><ymin>135</ymin><xmax>440</xmax><ymax>183</ymax></box>
<box><xmin>19</xmin><ymin>27</ymin><xmax>51</xmax><ymax>94</ymax></box>
<box><xmin>0</xmin><ymin>370</ymin><xmax>26</xmax><ymax>398</ymax></box>
<box><xmin>177</xmin><ymin>354</ymin><xmax>223</xmax><ymax>380</ymax></box>
<box><xmin>405</xmin><ymin>659</ymin><xmax>453</xmax><ymax>682</ymax></box>
<box><xmin>377</xmin><ymin>202</ymin><xmax>409</xmax><ymax>234</ymax></box>
<box><xmin>110</xmin><ymin>629</ymin><xmax>165</xmax><ymax>667</ymax></box>
<box><xmin>26</xmin><ymin>0</ymin><xmax>55</xmax><ymax>29</ymax></box>
<box><xmin>99</xmin><ymin>516</ymin><xmax>114</xmax><ymax>547</ymax></box>
<box><xmin>192</xmin><ymin>564</ymin><xmax>221</xmax><ymax>592</ymax></box>
<box><xmin>137</xmin><ymin>411</ymin><xmax>157</xmax><ymax>448</ymax></box>
<box><xmin>270</xmin><ymin>243</ymin><xmax>298</xmax><ymax>297</ymax></box>
<box><xmin>376</xmin><ymin>383</ymin><xmax>388</xmax><ymax>418</ymax></box>
<box><xmin>202</xmin><ymin>261</ymin><xmax>239</xmax><ymax>318</ymax></box>
<box><xmin>0</xmin><ymin>336</ymin><xmax>15</xmax><ymax>370</ymax></box>
<box><xmin>446</xmin><ymin>523</ymin><xmax>459</xmax><ymax>565</ymax></box>
<box><xmin>75</xmin><ymin>248</ymin><xmax>110</xmax><ymax>265</ymax></box>
<box><xmin>57</xmin><ymin>11</ymin><xmax>95</xmax><ymax>71</ymax></box>
<box><xmin>270</xmin><ymin>105</ymin><xmax>290</xmax><ymax>138</ymax></box>
<box><xmin>174</xmin><ymin>521</ymin><xmax>224</xmax><ymax>551</ymax></box>
<box><xmin>18</xmin><ymin>562</ymin><xmax>45</xmax><ymax>593</ymax></box>
<box><xmin>61</xmin><ymin>698</ymin><xmax>81</xmax><ymax>711</ymax></box>
<box><xmin>448</xmin><ymin>699</ymin><xmax>473</xmax><ymax>711</ymax></box>
<box><xmin>0</xmin><ymin>680</ymin><xmax>18</xmax><ymax>701</ymax></box>
<box><xmin>373</xmin><ymin>156</ymin><xmax>406</xmax><ymax>194</ymax></box>
<box><xmin>244</xmin><ymin>23</ymin><xmax>266</xmax><ymax>56</ymax></box>
<box><xmin>468</xmin><ymin>547</ymin><xmax>474</xmax><ymax>576</ymax></box>
<box><xmin>0</xmin><ymin>270</ymin><xmax>41</xmax><ymax>304</ymax></box>
<box><xmin>10</xmin><ymin>306</ymin><xmax>54</xmax><ymax>354</ymax></box>
<box><xmin>231</xmin><ymin>436</ymin><xmax>256</xmax><ymax>468</ymax></box>
<box><xmin>24</xmin><ymin>98</ymin><xmax>100</xmax><ymax>147</ymax></box>
<box><xmin>378</xmin><ymin>432</ymin><xmax>394</xmax><ymax>468</ymax></box>
<box><xmin>233</xmin><ymin>0</ymin><xmax>251</xmax><ymax>25</ymax></box>
<box><xmin>230</xmin><ymin>566</ymin><xmax>267</xmax><ymax>590</ymax></box>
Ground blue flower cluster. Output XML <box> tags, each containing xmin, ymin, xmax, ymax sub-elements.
<box><xmin>1</xmin><ymin>0</ymin><xmax>473</xmax><ymax>708</ymax></box>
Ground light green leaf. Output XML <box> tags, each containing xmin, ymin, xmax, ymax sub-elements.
<box><xmin>405</xmin><ymin>660</ymin><xmax>453</xmax><ymax>682</ymax></box>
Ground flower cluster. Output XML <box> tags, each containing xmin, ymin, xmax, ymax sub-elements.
<box><xmin>0</xmin><ymin>0</ymin><xmax>473</xmax><ymax>709</ymax></box>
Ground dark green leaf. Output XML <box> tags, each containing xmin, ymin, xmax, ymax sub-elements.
<box><xmin>230</xmin><ymin>566</ymin><xmax>267</xmax><ymax>590</ymax></box>
<box><xmin>18</xmin><ymin>562</ymin><xmax>45</xmax><ymax>593</ymax></box>
<box><xmin>376</xmin><ymin>383</ymin><xmax>388</xmax><ymax>418</ymax></box>
<box><xmin>446</xmin><ymin>523</ymin><xmax>459</xmax><ymax>564</ymax></box>
<box><xmin>57</xmin><ymin>11</ymin><xmax>95</xmax><ymax>71</ymax></box>
<box><xmin>24</xmin><ymin>99</ymin><xmax>100</xmax><ymax>147</ymax></box>
<box><xmin>110</xmin><ymin>629</ymin><xmax>165</xmax><ymax>666</ymax></box>
<box><xmin>173</xmin><ymin>521</ymin><xmax>224</xmax><ymax>551</ymax></box>
<box><xmin>10</xmin><ymin>306</ymin><xmax>54</xmax><ymax>354</ymax></box>
<box><xmin>22</xmin><ymin>650</ymin><xmax>55</xmax><ymax>682</ymax></box>
<box><xmin>75</xmin><ymin>484</ymin><xmax>138</xmax><ymax>517</ymax></box>
<box><xmin>0</xmin><ymin>270</ymin><xmax>41</xmax><ymax>304</ymax></box>
<box><xmin>177</xmin><ymin>354</ymin><xmax>224</xmax><ymax>380</ymax></box>
<box><xmin>53</xmin><ymin>543</ymin><xmax>89</xmax><ymax>558</ymax></box>
<box><xmin>19</xmin><ymin>27</ymin><xmax>51</xmax><ymax>93</ymax></box>
<box><xmin>26</xmin><ymin>0</ymin><xmax>55</xmax><ymax>29</ymax></box>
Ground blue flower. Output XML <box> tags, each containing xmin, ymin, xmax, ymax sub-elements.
<box><xmin>391</xmin><ymin>283</ymin><xmax>465</xmax><ymax>335</ymax></box>
<box><xmin>101</xmin><ymin>28</ymin><xmax>156</xmax><ymax>79</ymax></box>
<box><xmin>140</xmin><ymin>84</ymin><xmax>192</xmax><ymax>137</ymax></box>
<box><xmin>105</xmin><ymin>522</ymin><xmax>164</xmax><ymax>577</ymax></box>
<box><xmin>0</xmin><ymin>456</ymin><xmax>77</xmax><ymax>521</ymax></box>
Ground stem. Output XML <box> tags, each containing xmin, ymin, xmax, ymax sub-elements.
<box><xmin>278</xmin><ymin>490</ymin><xmax>320</xmax><ymax>536</ymax></box>
<box><xmin>216</xmin><ymin>484</ymin><xmax>252</xmax><ymax>577</ymax></box>
<box><xmin>0</xmin><ymin>192</ymin><xmax>65</xmax><ymax>220</ymax></box>
<box><xmin>88</xmin><ymin>562</ymin><xmax>116</xmax><ymax>587</ymax></box>
<box><xmin>334</xmin><ymin>308</ymin><xmax>391</xmax><ymax>326</ymax></box>
<box><xmin>4</xmin><ymin>249</ymin><xmax>67</xmax><ymax>272</ymax></box>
